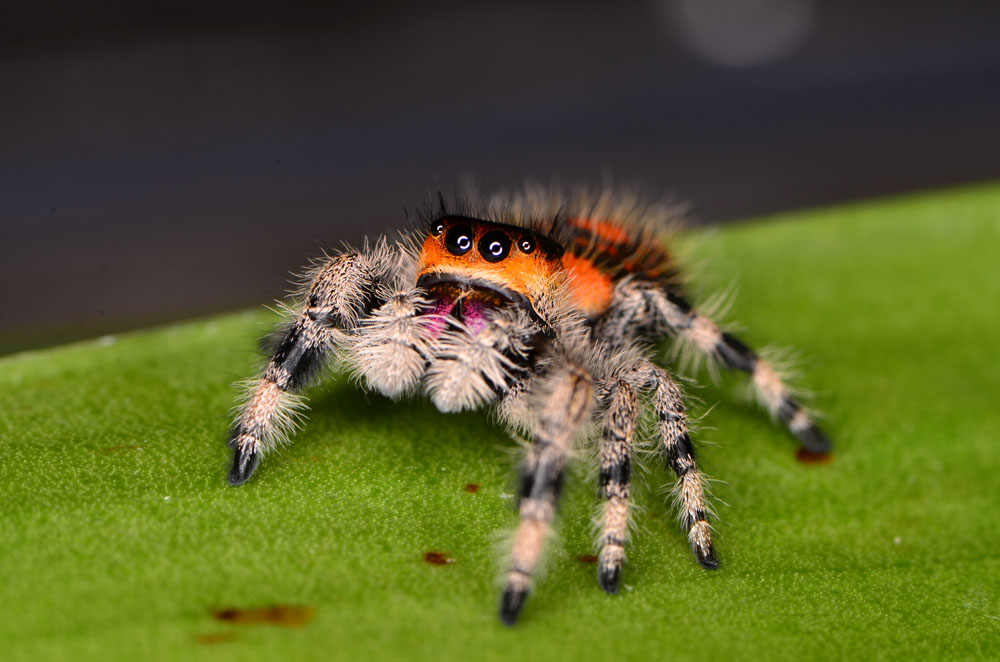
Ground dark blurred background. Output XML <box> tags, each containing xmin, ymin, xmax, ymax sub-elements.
<box><xmin>2</xmin><ymin>0</ymin><xmax>999</xmax><ymax>354</ymax></box>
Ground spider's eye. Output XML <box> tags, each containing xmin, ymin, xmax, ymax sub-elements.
<box><xmin>517</xmin><ymin>235</ymin><xmax>536</xmax><ymax>254</ymax></box>
<box><xmin>431</xmin><ymin>220</ymin><xmax>446</xmax><ymax>236</ymax></box>
<box><xmin>478</xmin><ymin>230</ymin><xmax>511</xmax><ymax>263</ymax></box>
<box><xmin>445</xmin><ymin>225</ymin><xmax>474</xmax><ymax>256</ymax></box>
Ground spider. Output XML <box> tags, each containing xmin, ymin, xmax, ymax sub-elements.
<box><xmin>225</xmin><ymin>184</ymin><xmax>831</xmax><ymax>626</ymax></box>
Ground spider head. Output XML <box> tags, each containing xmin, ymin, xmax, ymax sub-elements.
<box><xmin>416</xmin><ymin>216</ymin><xmax>565</xmax><ymax>316</ymax></box>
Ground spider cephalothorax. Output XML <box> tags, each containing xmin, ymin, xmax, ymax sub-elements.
<box><xmin>416</xmin><ymin>216</ymin><xmax>565</xmax><ymax>326</ymax></box>
<box><xmin>225</xmin><ymin>184</ymin><xmax>832</xmax><ymax>625</ymax></box>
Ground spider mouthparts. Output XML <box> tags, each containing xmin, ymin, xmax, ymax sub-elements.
<box><xmin>499</xmin><ymin>586</ymin><xmax>529</xmax><ymax>627</ymax></box>
<box><xmin>228</xmin><ymin>447</ymin><xmax>261</xmax><ymax>486</ymax></box>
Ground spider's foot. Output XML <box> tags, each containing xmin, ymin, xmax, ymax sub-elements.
<box><xmin>499</xmin><ymin>577</ymin><xmax>530</xmax><ymax>627</ymax></box>
<box><xmin>598</xmin><ymin>563</ymin><xmax>621</xmax><ymax>594</ymax></box>
<box><xmin>695</xmin><ymin>544</ymin><xmax>719</xmax><ymax>570</ymax></box>
<box><xmin>597</xmin><ymin>544</ymin><xmax>624</xmax><ymax>594</ymax></box>
<box><xmin>794</xmin><ymin>421</ymin><xmax>833</xmax><ymax>454</ymax></box>
<box><xmin>228</xmin><ymin>446</ymin><xmax>261</xmax><ymax>486</ymax></box>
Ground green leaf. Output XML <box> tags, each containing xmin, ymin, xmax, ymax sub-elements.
<box><xmin>2</xmin><ymin>184</ymin><xmax>998</xmax><ymax>661</ymax></box>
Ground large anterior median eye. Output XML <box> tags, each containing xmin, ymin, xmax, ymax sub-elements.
<box><xmin>478</xmin><ymin>230</ymin><xmax>512</xmax><ymax>263</ymax></box>
<box><xmin>445</xmin><ymin>225</ymin><xmax>473</xmax><ymax>255</ymax></box>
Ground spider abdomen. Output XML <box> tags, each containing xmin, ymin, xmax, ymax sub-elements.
<box><xmin>561</xmin><ymin>216</ymin><xmax>682</xmax><ymax>321</ymax></box>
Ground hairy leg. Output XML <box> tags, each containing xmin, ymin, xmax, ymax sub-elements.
<box><xmin>227</xmin><ymin>243</ymin><xmax>398</xmax><ymax>485</ymax></box>
<box><xmin>627</xmin><ymin>359</ymin><xmax>718</xmax><ymax>568</ymax></box>
<box><xmin>601</xmin><ymin>281</ymin><xmax>831</xmax><ymax>452</ymax></box>
<box><xmin>595</xmin><ymin>378</ymin><xmax>636</xmax><ymax>593</ymax></box>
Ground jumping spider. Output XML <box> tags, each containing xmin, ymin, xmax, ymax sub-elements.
<box><xmin>226</xmin><ymin>185</ymin><xmax>831</xmax><ymax>625</ymax></box>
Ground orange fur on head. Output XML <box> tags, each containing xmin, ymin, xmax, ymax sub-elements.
<box><xmin>417</xmin><ymin>218</ymin><xmax>564</xmax><ymax>305</ymax></box>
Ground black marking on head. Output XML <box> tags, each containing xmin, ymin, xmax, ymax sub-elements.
<box><xmin>499</xmin><ymin>586</ymin><xmax>528</xmax><ymax>627</ymax></box>
<box><xmin>550</xmin><ymin>200</ymin><xmax>569</xmax><ymax>238</ymax></box>
<box><xmin>530</xmin><ymin>231</ymin><xmax>565</xmax><ymax>261</ymax></box>
<box><xmin>445</xmin><ymin>224</ymin><xmax>474</xmax><ymax>256</ymax></box>
<box><xmin>227</xmin><ymin>445</ymin><xmax>261</xmax><ymax>486</ymax></box>
<box><xmin>598</xmin><ymin>563</ymin><xmax>621</xmax><ymax>594</ymax></box>
<box><xmin>478</xmin><ymin>229</ymin><xmax>512</xmax><ymax>263</ymax></box>
<box><xmin>430</xmin><ymin>215</ymin><xmax>565</xmax><ymax>261</ymax></box>
<box><xmin>517</xmin><ymin>235</ymin><xmax>536</xmax><ymax>254</ymax></box>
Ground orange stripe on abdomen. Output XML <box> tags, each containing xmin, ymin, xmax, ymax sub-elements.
<box><xmin>566</xmin><ymin>217</ymin><xmax>678</xmax><ymax>288</ymax></box>
<box><xmin>561</xmin><ymin>253</ymin><xmax>615</xmax><ymax>319</ymax></box>
<box><xmin>567</xmin><ymin>217</ymin><xmax>631</xmax><ymax>245</ymax></box>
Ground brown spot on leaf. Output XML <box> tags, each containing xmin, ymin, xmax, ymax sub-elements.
<box><xmin>424</xmin><ymin>551</ymin><xmax>455</xmax><ymax>565</ymax></box>
<box><xmin>194</xmin><ymin>632</ymin><xmax>236</xmax><ymax>644</ymax></box>
<box><xmin>575</xmin><ymin>554</ymin><xmax>599</xmax><ymax>564</ymax></box>
<box><xmin>796</xmin><ymin>448</ymin><xmax>834</xmax><ymax>465</ymax></box>
<box><xmin>212</xmin><ymin>605</ymin><xmax>315</xmax><ymax>627</ymax></box>
<box><xmin>463</xmin><ymin>483</ymin><xmax>480</xmax><ymax>494</ymax></box>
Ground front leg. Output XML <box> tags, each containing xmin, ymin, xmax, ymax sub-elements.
<box><xmin>227</xmin><ymin>243</ymin><xmax>396</xmax><ymax>485</ymax></box>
